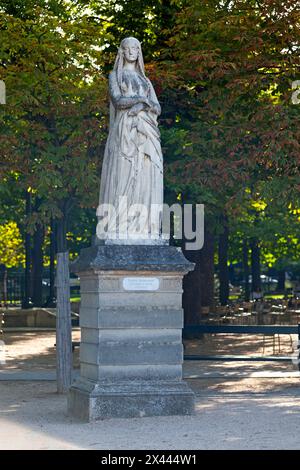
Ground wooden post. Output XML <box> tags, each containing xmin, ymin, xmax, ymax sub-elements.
<box><xmin>55</xmin><ymin>214</ymin><xmax>72</xmax><ymax>393</ymax></box>
<box><xmin>56</xmin><ymin>251</ymin><xmax>73</xmax><ymax>393</ymax></box>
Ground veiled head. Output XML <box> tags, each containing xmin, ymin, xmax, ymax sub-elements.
<box><xmin>121</xmin><ymin>37</ymin><xmax>140</xmax><ymax>63</ymax></box>
<box><xmin>113</xmin><ymin>37</ymin><xmax>146</xmax><ymax>89</ymax></box>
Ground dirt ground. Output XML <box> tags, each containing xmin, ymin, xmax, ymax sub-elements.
<box><xmin>0</xmin><ymin>329</ymin><xmax>300</xmax><ymax>449</ymax></box>
<box><xmin>1</xmin><ymin>329</ymin><xmax>299</xmax><ymax>385</ymax></box>
<box><xmin>1</xmin><ymin>381</ymin><xmax>300</xmax><ymax>450</ymax></box>
<box><xmin>1</xmin><ymin>330</ymin><xmax>81</xmax><ymax>371</ymax></box>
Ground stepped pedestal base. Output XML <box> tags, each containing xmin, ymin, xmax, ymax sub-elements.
<box><xmin>68</xmin><ymin>244</ymin><xmax>195</xmax><ymax>421</ymax></box>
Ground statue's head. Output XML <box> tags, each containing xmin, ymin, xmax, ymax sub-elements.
<box><xmin>120</xmin><ymin>37</ymin><xmax>141</xmax><ymax>64</ymax></box>
<box><xmin>113</xmin><ymin>37</ymin><xmax>146</xmax><ymax>89</ymax></box>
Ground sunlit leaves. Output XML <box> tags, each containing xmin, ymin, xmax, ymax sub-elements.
<box><xmin>0</xmin><ymin>221</ymin><xmax>25</xmax><ymax>267</ymax></box>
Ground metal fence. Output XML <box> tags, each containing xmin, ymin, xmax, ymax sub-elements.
<box><xmin>0</xmin><ymin>270</ymin><xmax>80</xmax><ymax>307</ymax></box>
<box><xmin>0</xmin><ymin>271</ymin><xmax>24</xmax><ymax>306</ymax></box>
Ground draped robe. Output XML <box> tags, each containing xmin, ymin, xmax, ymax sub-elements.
<box><xmin>98</xmin><ymin>69</ymin><xmax>164</xmax><ymax>240</ymax></box>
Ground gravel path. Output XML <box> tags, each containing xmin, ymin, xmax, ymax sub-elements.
<box><xmin>0</xmin><ymin>381</ymin><xmax>300</xmax><ymax>450</ymax></box>
<box><xmin>1</xmin><ymin>330</ymin><xmax>299</xmax><ymax>449</ymax></box>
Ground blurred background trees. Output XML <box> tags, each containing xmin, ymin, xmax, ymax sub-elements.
<box><xmin>0</xmin><ymin>0</ymin><xmax>299</xmax><ymax>318</ymax></box>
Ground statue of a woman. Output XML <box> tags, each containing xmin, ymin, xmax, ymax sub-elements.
<box><xmin>98</xmin><ymin>37</ymin><xmax>164</xmax><ymax>243</ymax></box>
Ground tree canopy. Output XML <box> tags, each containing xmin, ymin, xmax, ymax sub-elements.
<box><xmin>0</xmin><ymin>0</ymin><xmax>299</xmax><ymax>295</ymax></box>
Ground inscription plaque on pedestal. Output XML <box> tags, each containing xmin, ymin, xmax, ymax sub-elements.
<box><xmin>123</xmin><ymin>277</ymin><xmax>159</xmax><ymax>291</ymax></box>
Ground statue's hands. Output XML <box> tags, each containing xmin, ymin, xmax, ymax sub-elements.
<box><xmin>128</xmin><ymin>97</ymin><xmax>159</xmax><ymax>116</ymax></box>
<box><xmin>142</xmin><ymin>97</ymin><xmax>159</xmax><ymax>115</ymax></box>
<box><xmin>136</xmin><ymin>96</ymin><xmax>151</xmax><ymax>107</ymax></box>
<box><xmin>128</xmin><ymin>102</ymin><xmax>144</xmax><ymax>116</ymax></box>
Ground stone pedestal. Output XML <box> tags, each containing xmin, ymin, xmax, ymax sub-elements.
<box><xmin>68</xmin><ymin>244</ymin><xmax>195</xmax><ymax>421</ymax></box>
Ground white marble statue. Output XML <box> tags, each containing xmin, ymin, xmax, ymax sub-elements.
<box><xmin>98</xmin><ymin>37</ymin><xmax>164</xmax><ymax>242</ymax></box>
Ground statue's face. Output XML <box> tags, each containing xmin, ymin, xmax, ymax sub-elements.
<box><xmin>122</xmin><ymin>40</ymin><xmax>139</xmax><ymax>63</ymax></box>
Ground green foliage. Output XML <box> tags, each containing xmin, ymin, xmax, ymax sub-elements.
<box><xmin>157</xmin><ymin>0</ymin><xmax>300</xmax><ymax>266</ymax></box>
<box><xmin>0</xmin><ymin>0</ymin><xmax>299</xmax><ymax>273</ymax></box>
<box><xmin>82</xmin><ymin>0</ymin><xmax>180</xmax><ymax>66</ymax></box>
<box><xmin>0</xmin><ymin>1</ymin><xmax>109</xmax><ymax>234</ymax></box>
<box><xmin>0</xmin><ymin>221</ymin><xmax>24</xmax><ymax>267</ymax></box>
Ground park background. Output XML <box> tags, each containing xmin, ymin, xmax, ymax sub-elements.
<box><xmin>0</xmin><ymin>0</ymin><xmax>300</xmax><ymax>324</ymax></box>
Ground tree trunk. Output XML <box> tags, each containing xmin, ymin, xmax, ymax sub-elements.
<box><xmin>183</xmin><ymin>221</ymin><xmax>215</xmax><ymax>324</ymax></box>
<box><xmin>22</xmin><ymin>191</ymin><xmax>32</xmax><ymax>309</ymax></box>
<box><xmin>228</xmin><ymin>264</ymin><xmax>236</xmax><ymax>285</ymax></box>
<box><xmin>56</xmin><ymin>215</ymin><xmax>72</xmax><ymax>393</ymax></box>
<box><xmin>277</xmin><ymin>269</ymin><xmax>285</xmax><ymax>292</ymax></box>
<box><xmin>200</xmin><ymin>225</ymin><xmax>215</xmax><ymax>308</ymax></box>
<box><xmin>182</xmin><ymin>250</ymin><xmax>202</xmax><ymax>326</ymax></box>
<box><xmin>31</xmin><ymin>223</ymin><xmax>44</xmax><ymax>307</ymax></box>
<box><xmin>242</xmin><ymin>240</ymin><xmax>250</xmax><ymax>301</ymax></box>
<box><xmin>218</xmin><ymin>216</ymin><xmax>229</xmax><ymax>306</ymax></box>
<box><xmin>250</xmin><ymin>237</ymin><xmax>261</xmax><ymax>292</ymax></box>
<box><xmin>182</xmin><ymin>203</ymin><xmax>203</xmax><ymax>326</ymax></box>
<box><xmin>45</xmin><ymin>218</ymin><xmax>56</xmax><ymax>307</ymax></box>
